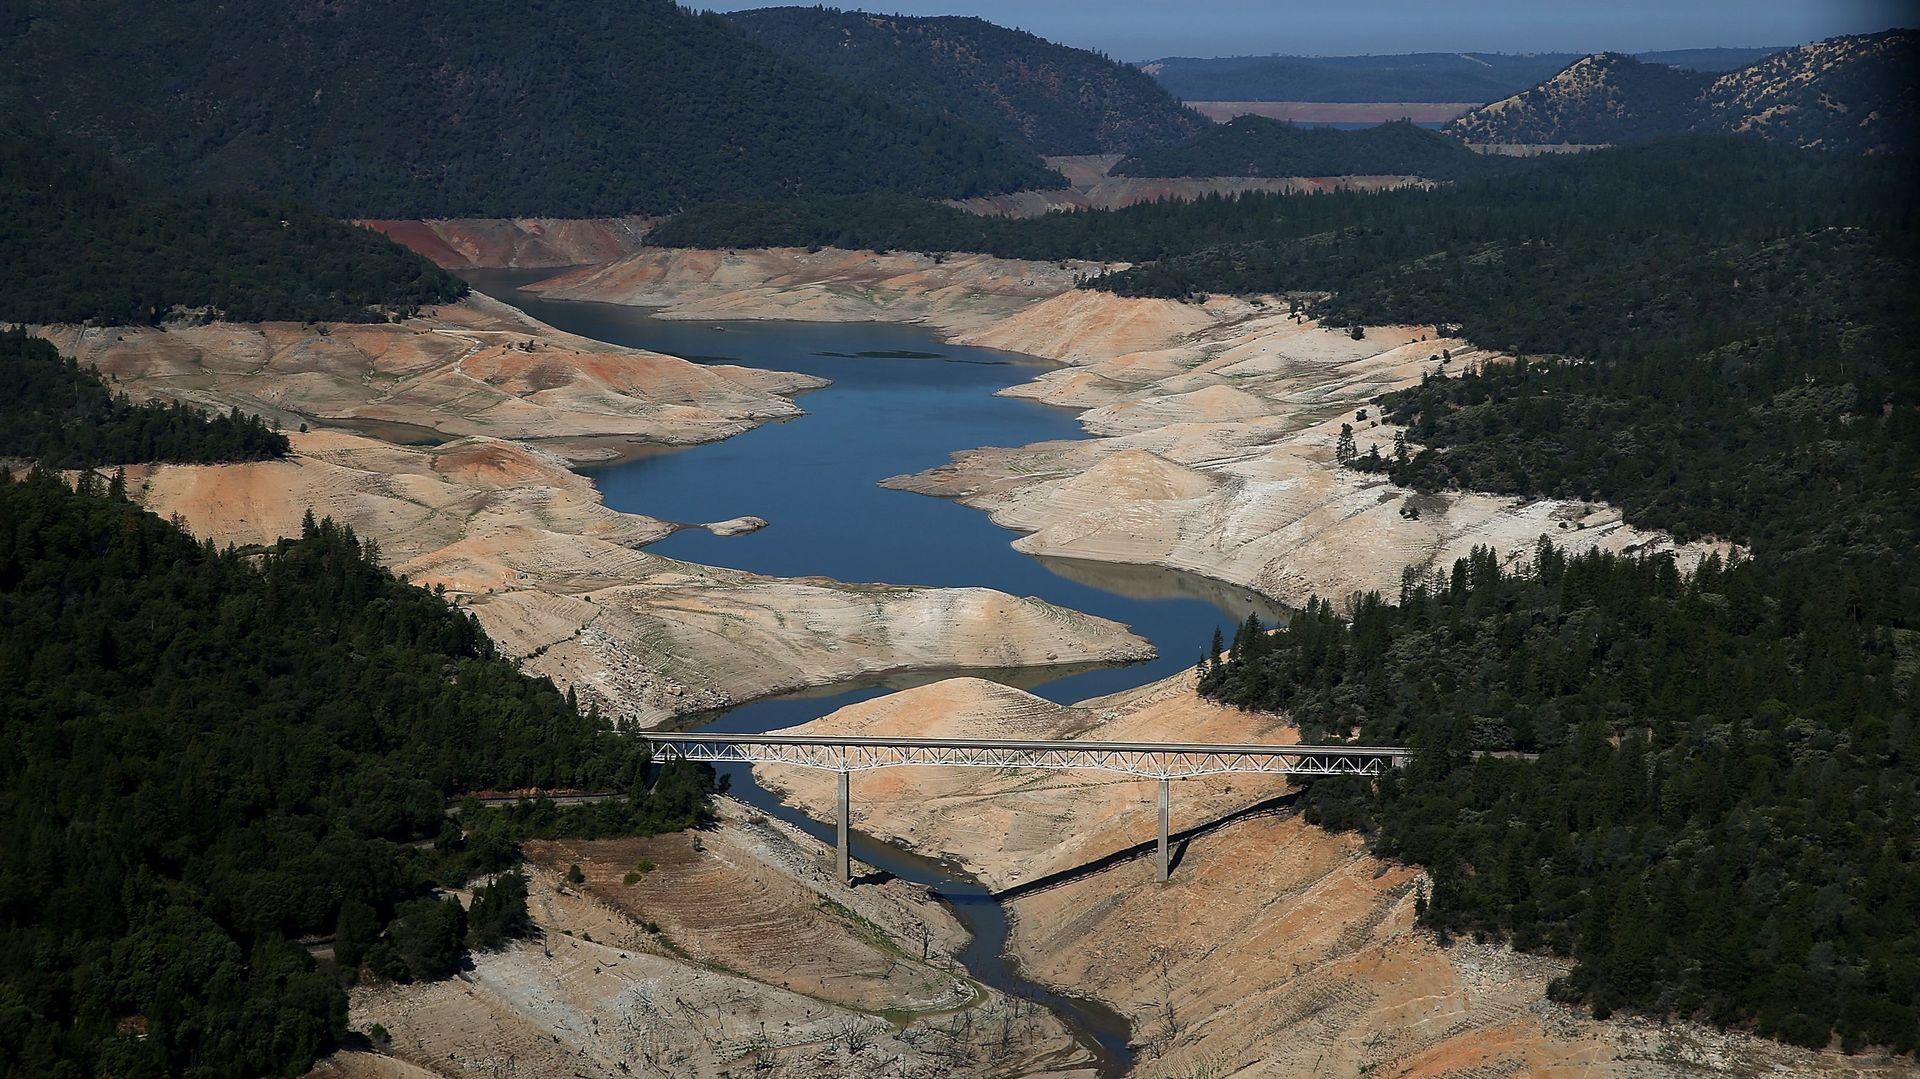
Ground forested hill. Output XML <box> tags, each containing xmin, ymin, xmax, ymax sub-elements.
<box><xmin>1447</xmin><ymin>30</ymin><xmax>1915</xmax><ymax>152</ymax></box>
<box><xmin>726</xmin><ymin>7</ymin><xmax>1206</xmax><ymax>155</ymax></box>
<box><xmin>1</xmin><ymin>0</ymin><xmax>1061</xmax><ymax>218</ymax></box>
<box><xmin>1445</xmin><ymin>53</ymin><xmax>1711</xmax><ymax>145</ymax></box>
<box><xmin>1137</xmin><ymin>47</ymin><xmax>1783</xmax><ymax>103</ymax></box>
<box><xmin>0</xmin><ymin>113</ymin><xmax>465</xmax><ymax>325</ymax></box>
<box><xmin>1112</xmin><ymin>117</ymin><xmax>1498</xmax><ymax>180</ymax></box>
<box><xmin>0</xmin><ymin>470</ymin><xmax>713</xmax><ymax>1076</ymax></box>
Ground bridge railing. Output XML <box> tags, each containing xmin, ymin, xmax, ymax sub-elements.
<box><xmin>638</xmin><ymin>732</ymin><xmax>1410</xmax><ymax>884</ymax></box>
<box><xmin>638</xmin><ymin>732</ymin><xmax>1412</xmax><ymax>779</ymax></box>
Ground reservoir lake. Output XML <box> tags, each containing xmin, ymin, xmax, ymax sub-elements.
<box><xmin>467</xmin><ymin>270</ymin><xmax>1291</xmax><ymax>1072</ymax></box>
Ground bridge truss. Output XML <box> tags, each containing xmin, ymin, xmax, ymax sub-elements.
<box><xmin>640</xmin><ymin>733</ymin><xmax>1412</xmax><ymax>883</ymax></box>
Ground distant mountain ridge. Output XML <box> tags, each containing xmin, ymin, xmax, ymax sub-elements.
<box><xmin>727</xmin><ymin>6</ymin><xmax>1206</xmax><ymax>155</ymax></box>
<box><xmin>1140</xmin><ymin>47</ymin><xmax>1786</xmax><ymax>104</ymax></box>
<box><xmin>0</xmin><ymin>0</ymin><xmax>1062</xmax><ymax>217</ymax></box>
<box><xmin>1446</xmin><ymin>54</ymin><xmax>1713</xmax><ymax>145</ymax></box>
<box><xmin>1447</xmin><ymin>30</ymin><xmax>1915</xmax><ymax>152</ymax></box>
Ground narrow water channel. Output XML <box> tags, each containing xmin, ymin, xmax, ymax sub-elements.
<box><xmin>466</xmin><ymin>270</ymin><xmax>1285</xmax><ymax>1073</ymax></box>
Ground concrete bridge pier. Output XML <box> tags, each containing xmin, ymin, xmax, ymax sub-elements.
<box><xmin>639</xmin><ymin>732</ymin><xmax>1413</xmax><ymax>889</ymax></box>
<box><xmin>1156</xmin><ymin>776</ymin><xmax>1170</xmax><ymax>883</ymax></box>
<box><xmin>836</xmin><ymin>768</ymin><xmax>851</xmax><ymax>885</ymax></box>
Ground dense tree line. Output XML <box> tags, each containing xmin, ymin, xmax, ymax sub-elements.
<box><xmin>1173</xmin><ymin>134</ymin><xmax>1917</xmax><ymax>1048</ymax></box>
<box><xmin>4</xmin><ymin>0</ymin><xmax>1060</xmax><ymax>218</ymax></box>
<box><xmin>1200</xmin><ymin>542</ymin><xmax>1918</xmax><ymax>1052</ymax></box>
<box><xmin>1</xmin><ymin>331</ymin><xmax>288</xmax><ymax>467</ymax></box>
<box><xmin>1111</xmin><ymin>117</ymin><xmax>1502</xmax><ymax>180</ymax></box>
<box><xmin>0</xmin><ymin>473</ymin><xmax>713</xmax><ymax>1076</ymax></box>
<box><xmin>0</xmin><ymin>114</ymin><xmax>465</xmax><ymax>326</ymax></box>
<box><xmin>651</xmin><ymin>138</ymin><xmax>1908</xmax><ymax>317</ymax></box>
<box><xmin>727</xmin><ymin>7</ymin><xmax>1204</xmax><ymax>155</ymax></box>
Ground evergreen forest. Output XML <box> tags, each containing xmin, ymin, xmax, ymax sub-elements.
<box><xmin>1111</xmin><ymin>117</ymin><xmax>1499</xmax><ymax>180</ymax></box>
<box><xmin>0</xmin><ymin>473</ymin><xmax>713</xmax><ymax>1077</ymax></box>
<box><xmin>0</xmin><ymin>114</ymin><xmax>466</xmax><ymax>326</ymax></box>
<box><xmin>2</xmin><ymin>0</ymin><xmax>1061</xmax><ymax>217</ymax></box>
<box><xmin>1</xmin><ymin>331</ymin><xmax>288</xmax><ymax>467</ymax></box>
<box><xmin>1177</xmin><ymin>141</ymin><xmax>1917</xmax><ymax>1047</ymax></box>
<box><xmin>726</xmin><ymin>7</ymin><xmax>1204</xmax><ymax>155</ymax></box>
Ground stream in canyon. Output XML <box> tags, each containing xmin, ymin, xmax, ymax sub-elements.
<box><xmin>468</xmin><ymin>270</ymin><xmax>1287</xmax><ymax>1073</ymax></box>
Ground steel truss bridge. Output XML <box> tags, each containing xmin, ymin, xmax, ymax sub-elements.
<box><xmin>640</xmin><ymin>733</ymin><xmax>1412</xmax><ymax>884</ymax></box>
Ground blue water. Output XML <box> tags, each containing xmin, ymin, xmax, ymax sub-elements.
<box><xmin>470</xmin><ymin>271</ymin><xmax>1285</xmax><ymax>705</ymax></box>
<box><xmin>464</xmin><ymin>270</ymin><xmax>1290</xmax><ymax>1072</ymax></box>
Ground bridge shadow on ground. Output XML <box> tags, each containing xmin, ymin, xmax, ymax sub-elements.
<box><xmin>986</xmin><ymin>789</ymin><xmax>1304</xmax><ymax>903</ymax></box>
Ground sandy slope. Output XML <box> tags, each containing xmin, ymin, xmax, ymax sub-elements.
<box><xmin>40</xmin><ymin>293</ymin><xmax>821</xmax><ymax>460</ymax></box>
<box><xmin>770</xmin><ymin>674</ymin><xmax>1908</xmax><ymax>1078</ymax></box>
<box><xmin>318</xmin><ymin>800</ymin><xmax>1094</xmax><ymax>1079</ymax></box>
<box><xmin>525</xmin><ymin>247</ymin><xmax>1111</xmax><ymax>335</ymax></box>
<box><xmin>896</xmin><ymin>289</ymin><xmax>1728</xmax><ymax>610</ymax></box>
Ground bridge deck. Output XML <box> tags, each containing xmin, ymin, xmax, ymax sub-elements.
<box><xmin>639</xmin><ymin>732</ymin><xmax>1411</xmax><ymax>778</ymax></box>
<box><xmin>637</xmin><ymin>732</ymin><xmax>1410</xmax><ymax>883</ymax></box>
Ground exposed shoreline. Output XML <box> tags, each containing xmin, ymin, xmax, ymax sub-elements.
<box><xmin>42</xmin><ymin>289</ymin><xmax>1155</xmax><ymax>730</ymax></box>
<box><xmin>523</xmin><ymin>247</ymin><xmax>1727</xmax><ymax>616</ymax></box>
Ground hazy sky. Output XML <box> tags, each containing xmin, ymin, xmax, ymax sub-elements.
<box><xmin>694</xmin><ymin>0</ymin><xmax>1911</xmax><ymax>61</ymax></box>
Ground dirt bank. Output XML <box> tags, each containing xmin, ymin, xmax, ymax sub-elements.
<box><xmin>317</xmin><ymin>800</ymin><xmax>1094</xmax><ymax>1078</ymax></box>
<box><xmin>359</xmin><ymin>217</ymin><xmax>655</xmax><ymax>269</ymax></box>
<box><xmin>123</xmin><ymin>429</ymin><xmax>1151</xmax><ymax>727</ymax></box>
<box><xmin>41</xmin><ymin>292</ymin><xmax>820</xmax><ymax>461</ymax></box>
<box><xmin>892</xmin><ymin>289</ymin><xmax>1727</xmax><ymax>611</ymax></box>
<box><xmin>768</xmin><ymin>674</ymin><xmax>1907</xmax><ymax>1078</ymax></box>
<box><xmin>524</xmin><ymin>247</ymin><xmax>1108</xmax><ymax>334</ymax></box>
